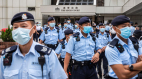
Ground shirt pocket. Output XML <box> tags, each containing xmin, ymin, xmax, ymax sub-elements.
<box><xmin>75</xmin><ymin>42</ymin><xmax>84</xmax><ymax>50</ymax></box>
<box><xmin>103</xmin><ymin>37</ymin><xmax>108</xmax><ymax>45</ymax></box>
<box><xmin>28</xmin><ymin>69</ymin><xmax>47</xmax><ymax>79</ymax></box>
<box><xmin>130</xmin><ymin>49</ymin><xmax>138</xmax><ymax>63</ymax></box>
<box><xmin>4</xmin><ymin>70</ymin><xmax>19</xmax><ymax>79</ymax></box>
<box><xmin>45</xmin><ymin>34</ymin><xmax>50</xmax><ymax>38</ymax></box>
<box><xmin>52</xmin><ymin>33</ymin><xmax>58</xmax><ymax>40</ymax></box>
<box><xmin>120</xmin><ymin>52</ymin><xmax>130</xmax><ymax>65</ymax></box>
<box><xmin>89</xmin><ymin>42</ymin><xmax>95</xmax><ymax>50</ymax></box>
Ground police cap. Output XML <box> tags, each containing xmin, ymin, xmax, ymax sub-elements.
<box><xmin>47</xmin><ymin>17</ymin><xmax>55</xmax><ymax>22</ymax></box>
<box><xmin>78</xmin><ymin>17</ymin><xmax>91</xmax><ymax>25</ymax></box>
<box><xmin>64</xmin><ymin>29</ymin><xmax>73</xmax><ymax>35</ymax></box>
<box><xmin>111</xmin><ymin>15</ymin><xmax>130</xmax><ymax>26</ymax></box>
<box><xmin>11</xmin><ymin>12</ymin><xmax>35</xmax><ymax>25</ymax></box>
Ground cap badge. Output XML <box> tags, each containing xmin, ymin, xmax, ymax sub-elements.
<box><xmin>22</xmin><ymin>14</ymin><xmax>27</xmax><ymax>20</ymax></box>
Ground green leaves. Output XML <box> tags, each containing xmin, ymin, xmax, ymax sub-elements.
<box><xmin>1</xmin><ymin>26</ymin><xmax>15</xmax><ymax>42</ymax></box>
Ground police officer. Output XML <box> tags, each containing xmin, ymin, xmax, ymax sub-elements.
<box><xmin>0</xmin><ymin>12</ymin><xmax>67</xmax><ymax>79</ymax></box>
<box><xmin>42</xmin><ymin>23</ymin><xmax>48</xmax><ymax>31</ymax></box>
<box><xmin>67</xmin><ymin>18</ymin><xmax>73</xmax><ymax>29</ymax></box>
<box><xmin>105</xmin><ymin>23</ymin><xmax>111</xmax><ymax>34</ymax></box>
<box><xmin>105</xmin><ymin>15</ymin><xmax>142</xmax><ymax>79</ymax></box>
<box><xmin>60</xmin><ymin>21</ymin><xmax>70</xmax><ymax>40</ymax></box>
<box><xmin>36</xmin><ymin>22</ymin><xmax>43</xmax><ymax>41</ymax></box>
<box><xmin>96</xmin><ymin>23</ymin><xmax>111</xmax><ymax>79</ymax></box>
<box><xmin>55</xmin><ymin>29</ymin><xmax>73</xmax><ymax>67</ymax></box>
<box><xmin>58</xmin><ymin>23</ymin><xmax>62</xmax><ymax>30</ymax></box>
<box><xmin>130</xmin><ymin>22</ymin><xmax>135</xmax><ymax>35</ymax></box>
<box><xmin>73</xmin><ymin>20</ymin><xmax>80</xmax><ymax>33</ymax></box>
<box><xmin>39</xmin><ymin>17</ymin><xmax>62</xmax><ymax>50</ymax></box>
<box><xmin>64</xmin><ymin>17</ymin><xmax>102</xmax><ymax>79</ymax></box>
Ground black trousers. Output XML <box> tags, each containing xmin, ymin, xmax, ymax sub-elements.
<box><xmin>72</xmin><ymin>65</ymin><xmax>98</xmax><ymax>79</ymax></box>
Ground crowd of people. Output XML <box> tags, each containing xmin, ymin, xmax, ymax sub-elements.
<box><xmin>1</xmin><ymin>12</ymin><xmax>142</xmax><ymax>79</ymax></box>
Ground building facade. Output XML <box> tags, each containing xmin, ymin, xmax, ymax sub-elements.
<box><xmin>0</xmin><ymin>0</ymin><xmax>142</xmax><ymax>29</ymax></box>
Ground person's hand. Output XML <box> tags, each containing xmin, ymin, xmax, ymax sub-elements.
<box><xmin>37</xmin><ymin>33</ymin><xmax>39</xmax><ymax>35</ymax></box>
<box><xmin>91</xmin><ymin>53</ymin><xmax>99</xmax><ymax>63</ymax></box>
<box><xmin>65</xmin><ymin>71</ymin><xmax>68</xmax><ymax>79</ymax></box>
<box><xmin>102</xmin><ymin>46</ymin><xmax>106</xmax><ymax>52</ymax></box>
<box><xmin>137</xmin><ymin>55</ymin><xmax>142</xmax><ymax>63</ymax></box>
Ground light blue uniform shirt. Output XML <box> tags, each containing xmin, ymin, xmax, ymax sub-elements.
<box><xmin>0</xmin><ymin>41</ymin><xmax>67</xmax><ymax>79</ymax></box>
<box><xmin>42</xmin><ymin>25</ymin><xmax>47</xmax><ymax>30</ymax></box>
<box><xmin>138</xmin><ymin>40</ymin><xmax>142</xmax><ymax>55</ymax></box>
<box><xmin>39</xmin><ymin>27</ymin><xmax>62</xmax><ymax>44</ymax></box>
<box><xmin>130</xmin><ymin>26</ymin><xmax>135</xmax><ymax>35</ymax></box>
<box><xmin>55</xmin><ymin>40</ymin><xmax>68</xmax><ymax>58</ymax></box>
<box><xmin>67</xmin><ymin>23</ymin><xmax>73</xmax><ymax>30</ymax></box>
<box><xmin>97</xmin><ymin>32</ymin><xmax>112</xmax><ymax>48</ymax></box>
<box><xmin>105</xmin><ymin>36</ymin><xmax>138</xmax><ymax>79</ymax></box>
<box><xmin>60</xmin><ymin>27</ymin><xmax>69</xmax><ymax>40</ymax></box>
<box><xmin>66</xmin><ymin>31</ymin><xmax>102</xmax><ymax>61</ymax></box>
<box><xmin>105</xmin><ymin>25</ymin><xmax>110</xmax><ymax>31</ymax></box>
<box><xmin>96</xmin><ymin>25</ymin><xmax>99</xmax><ymax>29</ymax></box>
<box><xmin>91</xmin><ymin>27</ymin><xmax>94</xmax><ymax>33</ymax></box>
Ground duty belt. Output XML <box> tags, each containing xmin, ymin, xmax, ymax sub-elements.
<box><xmin>45</xmin><ymin>44</ymin><xmax>57</xmax><ymax>48</ymax></box>
<box><xmin>72</xmin><ymin>60</ymin><xmax>96</xmax><ymax>66</ymax></box>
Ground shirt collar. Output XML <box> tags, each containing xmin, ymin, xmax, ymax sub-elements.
<box><xmin>99</xmin><ymin>32</ymin><xmax>107</xmax><ymax>35</ymax></box>
<box><xmin>79</xmin><ymin>31</ymin><xmax>90</xmax><ymax>38</ymax></box>
<box><xmin>48</xmin><ymin>27</ymin><xmax>56</xmax><ymax>31</ymax></box>
<box><xmin>114</xmin><ymin>35</ymin><xmax>132</xmax><ymax>46</ymax></box>
<box><xmin>14</xmin><ymin>41</ymin><xmax>36</xmax><ymax>56</ymax></box>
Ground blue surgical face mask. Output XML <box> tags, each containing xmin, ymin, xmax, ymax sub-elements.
<box><xmin>67</xmin><ymin>21</ymin><xmax>70</xmax><ymax>23</ymax></box>
<box><xmin>83</xmin><ymin>26</ymin><xmax>92</xmax><ymax>34</ymax></box>
<box><xmin>64</xmin><ymin>24</ymin><xmax>67</xmax><ymax>27</ymax></box>
<box><xmin>44</xmin><ymin>25</ymin><xmax>47</xmax><ymax>27</ymax></box>
<box><xmin>50</xmin><ymin>23</ymin><xmax>55</xmax><ymax>27</ymax></box>
<box><xmin>12</xmin><ymin>27</ymin><xmax>33</xmax><ymax>45</ymax></box>
<box><xmin>59</xmin><ymin>25</ymin><xmax>61</xmax><ymax>27</ymax></box>
<box><xmin>116</xmin><ymin>26</ymin><xmax>131</xmax><ymax>39</ymax></box>
<box><xmin>75</xmin><ymin>25</ymin><xmax>78</xmax><ymax>28</ymax></box>
<box><xmin>100</xmin><ymin>28</ymin><xmax>105</xmax><ymax>32</ymax></box>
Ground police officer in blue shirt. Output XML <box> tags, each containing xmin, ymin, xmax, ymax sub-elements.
<box><xmin>42</xmin><ymin>23</ymin><xmax>48</xmax><ymax>30</ymax></box>
<box><xmin>60</xmin><ymin>21</ymin><xmax>70</xmax><ymax>40</ymax></box>
<box><xmin>0</xmin><ymin>12</ymin><xmax>67</xmax><ymax>79</ymax></box>
<box><xmin>130</xmin><ymin>22</ymin><xmax>135</xmax><ymax>35</ymax></box>
<box><xmin>67</xmin><ymin>18</ymin><xmax>73</xmax><ymax>29</ymax></box>
<box><xmin>105</xmin><ymin>15</ymin><xmax>142</xmax><ymax>79</ymax></box>
<box><xmin>55</xmin><ymin>29</ymin><xmax>73</xmax><ymax>67</ymax></box>
<box><xmin>64</xmin><ymin>17</ymin><xmax>102</xmax><ymax>79</ymax></box>
<box><xmin>73</xmin><ymin>20</ymin><xmax>80</xmax><ymax>33</ymax></box>
<box><xmin>105</xmin><ymin>23</ymin><xmax>111</xmax><ymax>34</ymax></box>
<box><xmin>39</xmin><ymin>17</ymin><xmax>62</xmax><ymax>50</ymax></box>
<box><xmin>97</xmin><ymin>23</ymin><xmax>112</xmax><ymax>79</ymax></box>
<box><xmin>58</xmin><ymin>23</ymin><xmax>62</xmax><ymax>30</ymax></box>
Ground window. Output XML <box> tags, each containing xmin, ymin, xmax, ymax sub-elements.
<box><xmin>65</xmin><ymin>0</ymin><xmax>70</xmax><ymax>2</ymax></box>
<box><xmin>58</xmin><ymin>0</ymin><xmax>94</xmax><ymax>5</ymax></box>
<box><xmin>96</xmin><ymin>0</ymin><xmax>104</xmax><ymax>6</ymax></box>
<box><xmin>71</xmin><ymin>0</ymin><xmax>76</xmax><ymax>2</ymax></box>
<box><xmin>82</xmin><ymin>0</ymin><xmax>87</xmax><ymax>2</ymax></box>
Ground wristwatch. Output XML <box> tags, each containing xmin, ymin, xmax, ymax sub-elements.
<box><xmin>129</xmin><ymin>64</ymin><xmax>133</xmax><ymax>71</ymax></box>
<box><xmin>97</xmin><ymin>51</ymin><xmax>101</xmax><ymax>55</ymax></box>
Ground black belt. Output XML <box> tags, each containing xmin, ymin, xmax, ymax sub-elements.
<box><xmin>45</xmin><ymin>44</ymin><xmax>57</xmax><ymax>48</ymax></box>
<box><xmin>72</xmin><ymin>60</ymin><xmax>96</xmax><ymax>66</ymax></box>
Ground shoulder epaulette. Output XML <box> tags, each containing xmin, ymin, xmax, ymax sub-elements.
<box><xmin>73</xmin><ymin>32</ymin><xmax>80</xmax><ymax>41</ymax></box>
<box><xmin>1</xmin><ymin>45</ymin><xmax>17</xmax><ymax>56</ymax></box>
<box><xmin>73</xmin><ymin>32</ymin><xmax>80</xmax><ymax>37</ymax></box>
<box><xmin>109</xmin><ymin>38</ymin><xmax>119</xmax><ymax>48</ymax></box>
<box><xmin>35</xmin><ymin>45</ymin><xmax>52</xmax><ymax>55</ymax></box>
